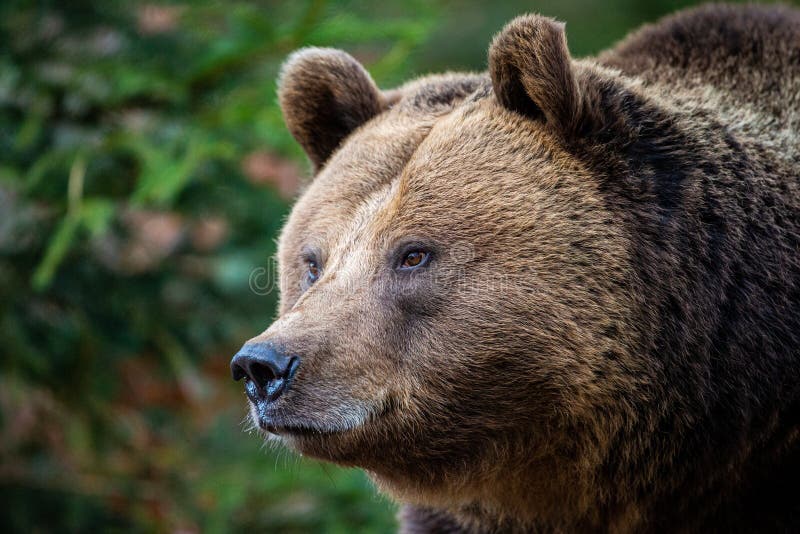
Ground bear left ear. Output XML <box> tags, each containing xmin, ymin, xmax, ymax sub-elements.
<box><xmin>278</xmin><ymin>47</ymin><xmax>389</xmax><ymax>171</ymax></box>
<box><xmin>489</xmin><ymin>15</ymin><xmax>583</xmax><ymax>136</ymax></box>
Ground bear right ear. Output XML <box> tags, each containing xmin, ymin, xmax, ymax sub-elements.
<box><xmin>278</xmin><ymin>48</ymin><xmax>389</xmax><ymax>171</ymax></box>
<box><xmin>489</xmin><ymin>15</ymin><xmax>584</xmax><ymax>137</ymax></box>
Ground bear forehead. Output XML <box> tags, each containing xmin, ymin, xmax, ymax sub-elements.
<box><xmin>283</xmin><ymin>108</ymin><xmax>435</xmax><ymax>250</ymax></box>
<box><xmin>299</xmin><ymin>76</ymin><xmax>493</xmax><ymax>209</ymax></box>
<box><xmin>284</xmin><ymin>78</ymin><xmax>574</xmax><ymax>250</ymax></box>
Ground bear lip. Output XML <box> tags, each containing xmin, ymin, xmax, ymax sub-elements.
<box><xmin>267</xmin><ymin>421</ymin><xmax>339</xmax><ymax>437</ymax></box>
<box><xmin>256</xmin><ymin>413</ymin><xmax>362</xmax><ymax>441</ymax></box>
<box><xmin>252</xmin><ymin>395</ymin><xmax>398</xmax><ymax>439</ymax></box>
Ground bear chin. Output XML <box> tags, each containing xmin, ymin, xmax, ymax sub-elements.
<box><xmin>251</xmin><ymin>403</ymin><xmax>399</xmax><ymax>466</ymax></box>
<box><xmin>272</xmin><ymin>427</ymin><xmax>382</xmax><ymax>466</ymax></box>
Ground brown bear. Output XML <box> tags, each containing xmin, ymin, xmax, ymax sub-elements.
<box><xmin>231</xmin><ymin>4</ymin><xmax>800</xmax><ymax>532</ymax></box>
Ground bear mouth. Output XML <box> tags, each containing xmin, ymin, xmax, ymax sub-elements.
<box><xmin>266</xmin><ymin>422</ymin><xmax>340</xmax><ymax>437</ymax></box>
<box><xmin>250</xmin><ymin>395</ymin><xmax>397</xmax><ymax>441</ymax></box>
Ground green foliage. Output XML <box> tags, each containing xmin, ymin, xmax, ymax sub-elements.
<box><xmin>0</xmin><ymin>0</ymin><xmax>436</xmax><ymax>530</ymax></box>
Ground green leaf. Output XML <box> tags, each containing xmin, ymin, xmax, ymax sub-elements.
<box><xmin>31</xmin><ymin>214</ymin><xmax>80</xmax><ymax>291</ymax></box>
<box><xmin>79</xmin><ymin>198</ymin><xmax>115</xmax><ymax>237</ymax></box>
<box><xmin>131</xmin><ymin>135</ymin><xmax>234</xmax><ymax>206</ymax></box>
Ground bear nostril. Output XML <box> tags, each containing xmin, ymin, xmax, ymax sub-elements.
<box><xmin>246</xmin><ymin>359</ymin><xmax>278</xmax><ymax>388</ymax></box>
<box><xmin>230</xmin><ymin>344</ymin><xmax>299</xmax><ymax>401</ymax></box>
<box><xmin>231</xmin><ymin>362</ymin><xmax>247</xmax><ymax>382</ymax></box>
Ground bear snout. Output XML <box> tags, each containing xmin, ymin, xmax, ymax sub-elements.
<box><xmin>230</xmin><ymin>343</ymin><xmax>300</xmax><ymax>404</ymax></box>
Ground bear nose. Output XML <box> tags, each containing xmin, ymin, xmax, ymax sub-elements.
<box><xmin>230</xmin><ymin>343</ymin><xmax>299</xmax><ymax>402</ymax></box>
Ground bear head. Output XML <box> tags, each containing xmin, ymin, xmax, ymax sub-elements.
<box><xmin>233</xmin><ymin>15</ymin><xmax>662</xmax><ymax>522</ymax></box>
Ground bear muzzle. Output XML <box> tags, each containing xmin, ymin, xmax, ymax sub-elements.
<box><xmin>231</xmin><ymin>338</ymin><xmax>390</xmax><ymax>443</ymax></box>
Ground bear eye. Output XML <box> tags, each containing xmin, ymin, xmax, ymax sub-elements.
<box><xmin>398</xmin><ymin>250</ymin><xmax>430</xmax><ymax>271</ymax></box>
<box><xmin>306</xmin><ymin>259</ymin><xmax>321</xmax><ymax>283</ymax></box>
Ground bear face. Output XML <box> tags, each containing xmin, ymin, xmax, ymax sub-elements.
<box><xmin>232</xmin><ymin>6</ymin><xmax>800</xmax><ymax>531</ymax></box>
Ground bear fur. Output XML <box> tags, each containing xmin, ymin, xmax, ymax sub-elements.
<box><xmin>243</xmin><ymin>4</ymin><xmax>800</xmax><ymax>532</ymax></box>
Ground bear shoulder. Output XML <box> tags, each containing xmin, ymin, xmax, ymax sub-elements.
<box><xmin>599</xmin><ymin>4</ymin><xmax>800</xmax><ymax>107</ymax></box>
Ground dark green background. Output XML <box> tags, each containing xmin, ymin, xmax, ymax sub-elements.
<box><xmin>0</xmin><ymin>0</ymin><xmax>791</xmax><ymax>531</ymax></box>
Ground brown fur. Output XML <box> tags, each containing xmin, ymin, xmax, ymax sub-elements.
<box><xmin>278</xmin><ymin>48</ymin><xmax>393</xmax><ymax>170</ymax></box>
<box><xmin>239</xmin><ymin>4</ymin><xmax>800</xmax><ymax>532</ymax></box>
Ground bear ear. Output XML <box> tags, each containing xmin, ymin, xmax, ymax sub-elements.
<box><xmin>278</xmin><ymin>48</ymin><xmax>388</xmax><ymax>171</ymax></box>
<box><xmin>489</xmin><ymin>15</ymin><xmax>582</xmax><ymax>136</ymax></box>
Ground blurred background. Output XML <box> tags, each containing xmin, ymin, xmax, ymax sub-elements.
<box><xmin>0</xmin><ymin>0</ymin><xmax>787</xmax><ymax>531</ymax></box>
